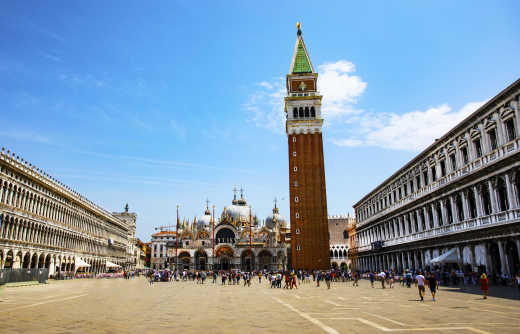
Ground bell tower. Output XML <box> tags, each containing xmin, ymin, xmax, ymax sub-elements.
<box><xmin>285</xmin><ymin>23</ymin><xmax>329</xmax><ymax>270</ymax></box>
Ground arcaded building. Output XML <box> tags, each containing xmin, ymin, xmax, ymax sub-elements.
<box><xmin>328</xmin><ymin>215</ymin><xmax>356</xmax><ymax>269</ymax></box>
<box><xmin>0</xmin><ymin>148</ymin><xmax>134</xmax><ymax>275</ymax></box>
<box><xmin>352</xmin><ymin>79</ymin><xmax>520</xmax><ymax>276</ymax></box>
<box><xmin>285</xmin><ymin>23</ymin><xmax>330</xmax><ymax>270</ymax></box>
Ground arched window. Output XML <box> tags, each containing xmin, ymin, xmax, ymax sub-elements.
<box><xmin>304</xmin><ymin>107</ymin><xmax>310</xmax><ymax>118</ymax></box>
<box><xmin>299</xmin><ymin>107</ymin><xmax>304</xmax><ymax>118</ymax></box>
<box><xmin>310</xmin><ymin>107</ymin><xmax>315</xmax><ymax>117</ymax></box>
<box><xmin>334</xmin><ymin>250</ymin><xmax>339</xmax><ymax>258</ymax></box>
<box><xmin>496</xmin><ymin>178</ymin><xmax>509</xmax><ymax>211</ymax></box>
<box><xmin>293</xmin><ymin>107</ymin><xmax>298</xmax><ymax>118</ymax></box>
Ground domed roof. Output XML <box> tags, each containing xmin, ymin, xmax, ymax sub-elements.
<box><xmin>265</xmin><ymin>202</ymin><xmax>286</xmax><ymax>229</ymax></box>
<box><xmin>223</xmin><ymin>188</ymin><xmax>257</xmax><ymax>224</ymax></box>
<box><xmin>196</xmin><ymin>206</ymin><xmax>212</xmax><ymax>229</ymax></box>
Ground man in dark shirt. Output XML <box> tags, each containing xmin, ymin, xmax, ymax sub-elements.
<box><xmin>427</xmin><ymin>272</ymin><xmax>438</xmax><ymax>301</ymax></box>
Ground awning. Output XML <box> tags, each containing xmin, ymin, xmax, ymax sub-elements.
<box><xmin>106</xmin><ymin>260</ymin><xmax>121</xmax><ymax>268</ymax></box>
<box><xmin>430</xmin><ymin>248</ymin><xmax>459</xmax><ymax>264</ymax></box>
<box><xmin>75</xmin><ymin>257</ymin><xmax>91</xmax><ymax>268</ymax></box>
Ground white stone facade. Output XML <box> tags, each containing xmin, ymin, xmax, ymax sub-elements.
<box><xmin>0</xmin><ymin>149</ymin><xmax>130</xmax><ymax>275</ymax></box>
<box><xmin>352</xmin><ymin>79</ymin><xmax>520</xmax><ymax>276</ymax></box>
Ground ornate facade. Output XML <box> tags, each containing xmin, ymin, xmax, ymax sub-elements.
<box><xmin>285</xmin><ymin>23</ymin><xmax>329</xmax><ymax>270</ymax></box>
<box><xmin>352</xmin><ymin>80</ymin><xmax>520</xmax><ymax>276</ymax></box>
<box><xmin>328</xmin><ymin>215</ymin><xmax>356</xmax><ymax>270</ymax></box>
<box><xmin>0</xmin><ymin>148</ymin><xmax>133</xmax><ymax>275</ymax></box>
<box><xmin>151</xmin><ymin>191</ymin><xmax>290</xmax><ymax>271</ymax></box>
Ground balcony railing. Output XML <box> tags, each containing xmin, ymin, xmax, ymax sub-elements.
<box><xmin>358</xmin><ymin>137</ymin><xmax>519</xmax><ymax>227</ymax></box>
<box><xmin>357</xmin><ymin>208</ymin><xmax>519</xmax><ymax>253</ymax></box>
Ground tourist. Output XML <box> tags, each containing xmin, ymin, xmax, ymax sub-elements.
<box><xmin>291</xmin><ymin>272</ymin><xmax>298</xmax><ymax>289</ymax></box>
<box><xmin>427</xmin><ymin>272</ymin><xmax>438</xmax><ymax>301</ymax></box>
<box><xmin>388</xmin><ymin>272</ymin><xmax>394</xmax><ymax>288</ymax></box>
<box><xmin>325</xmin><ymin>271</ymin><xmax>331</xmax><ymax>289</ymax></box>
<box><xmin>258</xmin><ymin>271</ymin><xmax>262</xmax><ymax>284</ymax></box>
<box><xmin>369</xmin><ymin>271</ymin><xmax>375</xmax><ymax>288</ymax></box>
<box><xmin>516</xmin><ymin>272</ymin><xmax>520</xmax><ymax>295</ymax></box>
<box><xmin>415</xmin><ymin>271</ymin><xmax>426</xmax><ymax>301</ymax></box>
<box><xmin>353</xmin><ymin>271</ymin><xmax>359</xmax><ymax>287</ymax></box>
<box><xmin>480</xmin><ymin>273</ymin><xmax>488</xmax><ymax>299</ymax></box>
<box><xmin>316</xmin><ymin>271</ymin><xmax>321</xmax><ymax>287</ymax></box>
<box><xmin>379</xmin><ymin>271</ymin><xmax>386</xmax><ymax>289</ymax></box>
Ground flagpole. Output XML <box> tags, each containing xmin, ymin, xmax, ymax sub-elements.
<box><xmin>212</xmin><ymin>204</ymin><xmax>215</xmax><ymax>270</ymax></box>
<box><xmin>249</xmin><ymin>206</ymin><xmax>252</xmax><ymax>269</ymax></box>
<box><xmin>176</xmin><ymin>204</ymin><xmax>179</xmax><ymax>271</ymax></box>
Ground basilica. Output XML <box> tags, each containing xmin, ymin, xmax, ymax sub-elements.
<box><xmin>150</xmin><ymin>190</ymin><xmax>290</xmax><ymax>271</ymax></box>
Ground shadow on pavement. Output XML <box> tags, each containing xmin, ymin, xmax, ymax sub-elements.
<box><xmin>439</xmin><ymin>284</ymin><xmax>520</xmax><ymax>301</ymax></box>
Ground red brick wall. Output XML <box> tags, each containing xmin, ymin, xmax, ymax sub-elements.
<box><xmin>288</xmin><ymin>132</ymin><xmax>329</xmax><ymax>270</ymax></box>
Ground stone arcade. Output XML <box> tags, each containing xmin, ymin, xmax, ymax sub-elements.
<box><xmin>352</xmin><ymin>79</ymin><xmax>520</xmax><ymax>276</ymax></box>
<box><xmin>0</xmin><ymin>149</ymin><xmax>135</xmax><ymax>275</ymax></box>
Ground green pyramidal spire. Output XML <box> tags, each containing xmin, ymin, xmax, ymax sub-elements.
<box><xmin>292</xmin><ymin>39</ymin><xmax>312</xmax><ymax>73</ymax></box>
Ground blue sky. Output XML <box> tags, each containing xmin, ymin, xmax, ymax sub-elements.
<box><xmin>1</xmin><ymin>1</ymin><xmax>519</xmax><ymax>240</ymax></box>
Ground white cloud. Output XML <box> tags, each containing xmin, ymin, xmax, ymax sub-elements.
<box><xmin>331</xmin><ymin>101</ymin><xmax>486</xmax><ymax>152</ymax></box>
<box><xmin>318</xmin><ymin>61</ymin><xmax>367</xmax><ymax>118</ymax></box>
<box><xmin>245</xmin><ymin>60</ymin><xmax>366</xmax><ymax>132</ymax></box>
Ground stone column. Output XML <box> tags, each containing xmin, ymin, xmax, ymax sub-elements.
<box><xmin>505</xmin><ymin>173</ymin><xmax>516</xmax><ymax>209</ymax></box>
<box><xmin>461</xmin><ymin>190</ymin><xmax>469</xmax><ymax>220</ymax></box>
<box><xmin>416</xmin><ymin>210</ymin><xmax>423</xmax><ymax>232</ymax></box>
<box><xmin>440</xmin><ymin>200</ymin><xmax>448</xmax><ymax>226</ymax></box>
<box><xmin>473</xmin><ymin>186</ymin><xmax>483</xmax><ymax>217</ymax></box>
<box><xmin>488</xmin><ymin>180</ymin><xmax>498</xmax><ymax>214</ymax></box>
<box><xmin>407</xmin><ymin>252</ymin><xmax>412</xmax><ymax>270</ymax></box>
<box><xmin>396</xmin><ymin>252</ymin><xmax>401</xmax><ymax>272</ymax></box>
<box><xmin>497</xmin><ymin>240</ymin><xmax>510</xmax><ymax>276</ymax></box>
<box><xmin>516</xmin><ymin>240</ymin><xmax>520</xmax><ymax>264</ymax></box>
<box><xmin>450</xmin><ymin>196</ymin><xmax>459</xmax><ymax>223</ymax></box>
<box><xmin>431</xmin><ymin>203</ymin><xmax>439</xmax><ymax>228</ymax></box>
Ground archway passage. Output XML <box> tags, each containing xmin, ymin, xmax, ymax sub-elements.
<box><xmin>194</xmin><ymin>250</ymin><xmax>207</xmax><ymax>270</ymax></box>
<box><xmin>488</xmin><ymin>242</ymin><xmax>501</xmax><ymax>277</ymax></box>
<box><xmin>216</xmin><ymin>246</ymin><xmax>234</xmax><ymax>270</ymax></box>
<box><xmin>23</xmin><ymin>253</ymin><xmax>31</xmax><ymax>269</ymax></box>
<box><xmin>241</xmin><ymin>250</ymin><xmax>255</xmax><ymax>272</ymax></box>
<box><xmin>258</xmin><ymin>250</ymin><xmax>272</xmax><ymax>270</ymax></box>
<box><xmin>505</xmin><ymin>240</ymin><xmax>519</xmax><ymax>276</ymax></box>
<box><xmin>4</xmin><ymin>250</ymin><xmax>13</xmax><ymax>269</ymax></box>
<box><xmin>178</xmin><ymin>251</ymin><xmax>191</xmax><ymax>270</ymax></box>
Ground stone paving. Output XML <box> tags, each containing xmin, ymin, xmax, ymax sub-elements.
<box><xmin>0</xmin><ymin>278</ymin><xmax>519</xmax><ymax>333</ymax></box>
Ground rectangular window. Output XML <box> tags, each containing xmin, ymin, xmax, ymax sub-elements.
<box><xmin>474</xmin><ymin>139</ymin><xmax>482</xmax><ymax>158</ymax></box>
<box><xmin>409</xmin><ymin>180</ymin><xmax>414</xmax><ymax>193</ymax></box>
<box><xmin>404</xmin><ymin>185</ymin><xmax>407</xmax><ymax>197</ymax></box>
<box><xmin>292</xmin><ymin>137</ymin><xmax>297</xmax><ymax>143</ymax></box>
<box><xmin>398</xmin><ymin>188</ymin><xmax>402</xmax><ymax>199</ymax></box>
<box><xmin>416</xmin><ymin>175</ymin><xmax>421</xmax><ymax>189</ymax></box>
<box><xmin>488</xmin><ymin>129</ymin><xmax>497</xmax><ymax>150</ymax></box>
<box><xmin>423</xmin><ymin>171</ymin><xmax>428</xmax><ymax>185</ymax></box>
<box><xmin>461</xmin><ymin>147</ymin><xmax>469</xmax><ymax>165</ymax></box>
<box><xmin>450</xmin><ymin>154</ymin><xmax>456</xmax><ymax>171</ymax></box>
<box><xmin>440</xmin><ymin>160</ymin><xmax>446</xmax><ymax>177</ymax></box>
<box><xmin>293</xmin><ymin>151</ymin><xmax>297</xmax><ymax>157</ymax></box>
<box><xmin>505</xmin><ymin>118</ymin><xmax>517</xmax><ymax>141</ymax></box>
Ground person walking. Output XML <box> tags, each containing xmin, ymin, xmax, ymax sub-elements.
<box><xmin>415</xmin><ymin>271</ymin><xmax>426</xmax><ymax>301</ymax></box>
<box><xmin>480</xmin><ymin>273</ymin><xmax>489</xmax><ymax>299</ymax></box>
<box><xmin>325</xmin><ymin>271</ymin><xmax>331</xmax><ymax>290</ymax></box>
<box><xmin>369</xmin><ymin>272</ymin><xmax>375</xmax><ymax>288</ymax></box>
<box><xmin>353</xmin><ymin>271</ymin><xmax>359</xmax><ymax>287</ymax></box>
<box><xmin>427</xmin><ymin>272</ymin><xmax>438</xmax><ymax>301</ymax></box>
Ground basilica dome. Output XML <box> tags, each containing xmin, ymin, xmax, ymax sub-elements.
<box><xmin>265</xmin><ymin>203</ymin><xmax>286</xmax><ymax>229</ymax></box>
<box><xmin>222</xmin><ymin>189</ymin><xmax>258</xmax><ymax>224</ymax></box>
<box><xmin>197</xmin><ymin>207</ymin><xmax>212</xmax><ymax>229</ymax></box>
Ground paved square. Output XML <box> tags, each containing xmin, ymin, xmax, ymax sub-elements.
<box><xmin>1</xmin><ymin>278</ymin><xmax>519</xmax><ymax>333</ymax></box>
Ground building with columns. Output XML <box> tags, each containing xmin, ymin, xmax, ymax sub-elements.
<box><xmin>0</xmin><ymin>148</ymin><xmax>132</xmax><ymax>276</ymax></box>
<box><xmin>328</xmin><ymin>215</ymin><xmax>356</xmax><ymax>270</ymax></box>
<box><xmin>352</xmin><ymin>79</ymin><xmax>520</xmax><ymax>277</ymax></box>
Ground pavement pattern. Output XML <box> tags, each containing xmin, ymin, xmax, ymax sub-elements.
<box><xmin>0</xmin><ymin>278</ymin><xmax>519</xmax><ymax>334</ymax></box>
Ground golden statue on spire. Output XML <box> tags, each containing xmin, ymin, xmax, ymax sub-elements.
<box><xmin>296</xmin><ymin>22</ymin><xmax>301</xmax><ymax>30</ymax></box>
